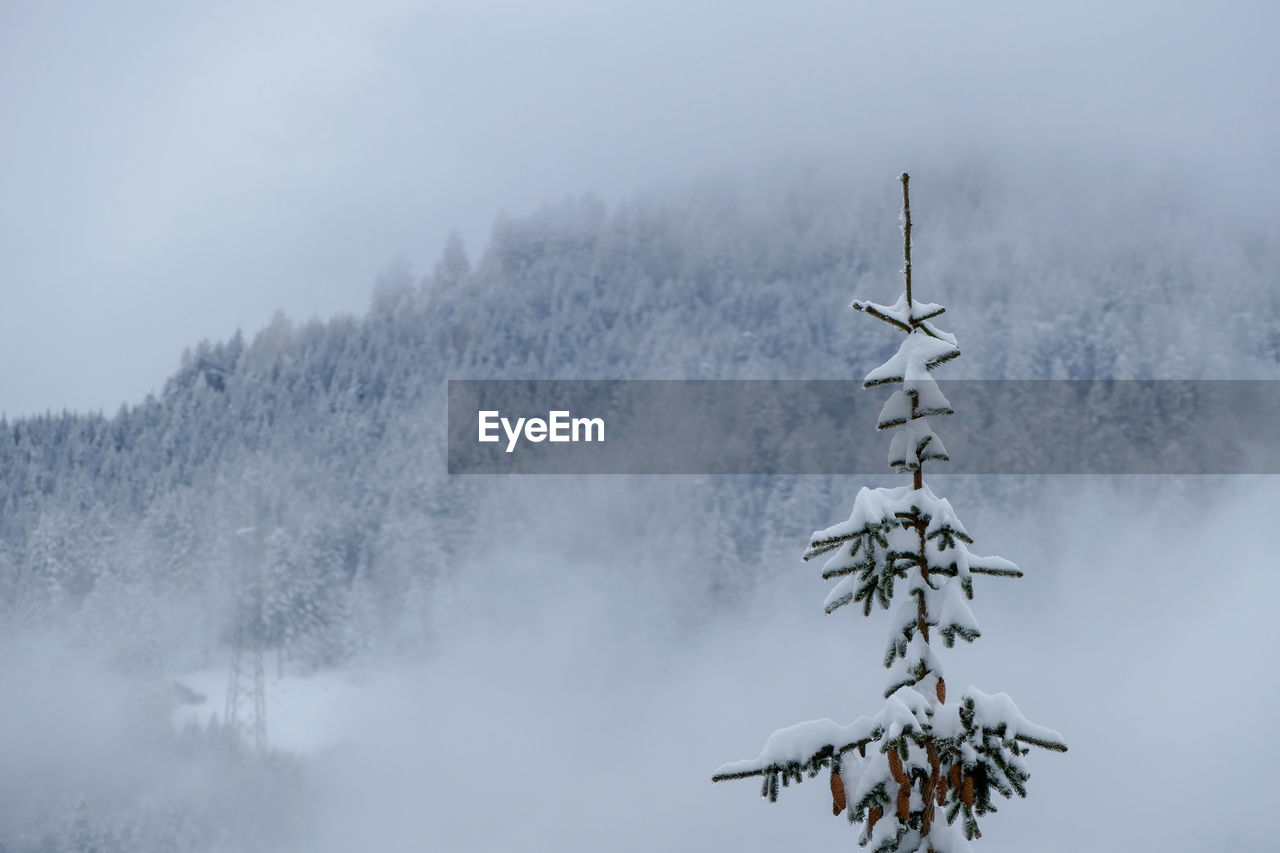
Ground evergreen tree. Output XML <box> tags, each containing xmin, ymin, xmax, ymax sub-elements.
<box><xmin>713</xmin><ymin>174</ymin><xmax>1066</xmax><ymax>852</ymax></box>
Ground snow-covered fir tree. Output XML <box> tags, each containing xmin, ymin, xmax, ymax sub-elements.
<box><xmin>713</xmin><ymin>174</ymin><xmax>1066</xmax><ymax>853</ymax></box>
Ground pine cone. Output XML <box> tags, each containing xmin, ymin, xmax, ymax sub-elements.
<box><xmin>888</xmin><ymin>749</ymin><xmax>907</xmax><ymax>784</ymax></box>
<box><xmin>830</xmin><ymin>769</ymin><xmax>846</xmax><ymax>816</ymax></box>
<box><xmin>896</xmin><ymin>784</ymin><xmax>911</xmax><ymax>821</ymax></box>
<box><xmin>949</xmin><ymin>764</ymin><xmax>962</xmax><ymax>791</ymax></box>
<box><xmin>961</xmin><ymin>774</ymin><xmax>975</xmax><ymax>808</ymax></box>
<box><xmin>936</xmin><ymin>678</ymin><xmax>946</xmax><ymax>703</ymax></box>
<box><xmin>936</xmin><ymin>775</ymin><xmax>947</xmax><ymax>806</ymax></box>
<box><xmin>868</xmin><ymin>806</ymin><xmax>883</xmax><ymax>831</ymax></box>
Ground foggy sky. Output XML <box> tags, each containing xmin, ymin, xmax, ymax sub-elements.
<box><xmin>2</xmin><ymin>0</ymin><xmax>1278</xmax><ymax>416</ymax></box>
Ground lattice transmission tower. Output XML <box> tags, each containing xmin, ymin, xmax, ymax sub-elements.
<box><xmin>225</xmin><ymin>525</ymin><xmax>267</xmax><ymax>754</ymax></box>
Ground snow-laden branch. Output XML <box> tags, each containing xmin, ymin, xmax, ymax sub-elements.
<box><xmin>852</xmin><ymin>293</ymin><xmax>956</xmax><ymax>344</ymax></box>
<box><xmin>711</xmin><ymin>688</ymin><xmax>934</xmax><ymax>785</ymax></box>
<box><xmin>711</xmin><ymin>716</ymin><xmax>881</xmax><ymax>782</ymax></box>
<box><xmin>802</xmin><ymin>485</ymin><xmax>1020</xmax><ymax>624</ymax></box>
<box><xmin>863</xmin><ymin>330</ymin><xmax>961</xmax><ymax>390</ymax></box>
<box><xmin>932</xmin><ymin>687</ymin><xmax>1068</xmax><ymax>753</ymax></box>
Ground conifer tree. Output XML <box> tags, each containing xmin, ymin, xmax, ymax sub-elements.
<box><xmin>713</xmin><ymin>174</ymin><xmax>1066</xmax><ymax>852</ymax></box>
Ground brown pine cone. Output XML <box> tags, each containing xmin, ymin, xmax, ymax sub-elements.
<box><xmin>888</xmin><ymin>749</ymin><xmax>907</xmax><ymax>784</ymax></box>
<box><xmin>830</xmin><ymin>769</ymin><xmax>846</xmax><ymax>816</ymax></box>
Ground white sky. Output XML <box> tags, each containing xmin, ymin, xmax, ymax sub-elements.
<box><xmin>1</xmin><ymin>0</ymin><xmax>1276</xmax><ymax>416</ymax></box>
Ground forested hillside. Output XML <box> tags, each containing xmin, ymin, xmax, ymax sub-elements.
<box><xmin>2</xmin><ymin>163</ymin><xmax>1276</xmax><ymax>674</ymax></box>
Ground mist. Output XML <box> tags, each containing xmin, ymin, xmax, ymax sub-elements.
<box><xmin>5</xmin><ymin>475</ymin><xmax>1275</xmax><ymax>850</ymax></box>
<box><xmin>294</xmin><ymin>477</ymin><xmax>1280</xmax><ymax>852</ymax></box>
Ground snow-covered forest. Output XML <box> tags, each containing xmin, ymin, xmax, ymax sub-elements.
<box><xmin>2</xmin><ymin>156</ymin><xmax>1279</xmax><ymax>850</ymax></box>
<box><xmin>5</xmin><ymin>162</ymin><xmax>1276</xmax><ymax>672</ymax></box>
